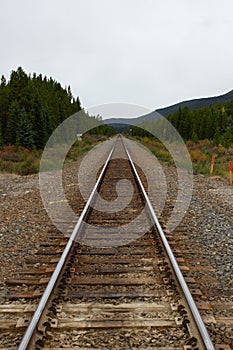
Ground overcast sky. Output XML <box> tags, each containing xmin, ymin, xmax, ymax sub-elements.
<box><xmin>1</xmin><ymin>0</ymin><xmax>233</xmax><ymax>116</ymax></box>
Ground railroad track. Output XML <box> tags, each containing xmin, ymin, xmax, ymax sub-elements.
<box><xmin>0</xmin><ymin>136</ymin><xmax>228</xmax><ymax>349</ymax></box>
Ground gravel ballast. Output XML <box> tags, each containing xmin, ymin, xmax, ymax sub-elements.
<box><xmin>0</xmin><ymin>138</ymin><xmax>232</xmax><ymax>346</ymax></box>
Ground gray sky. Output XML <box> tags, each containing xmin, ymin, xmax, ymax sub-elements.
<box><xmin>1</xmin><ymin>0</ymin><xmax>233</xmax><ymax>115</ymax></box>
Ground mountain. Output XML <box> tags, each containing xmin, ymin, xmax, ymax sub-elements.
<box><xmin>156</xmin><ymin>89</ymin><xmax>233</xmax><ymax>116</ymax></box>
<box><xmin>105</xmin><ymin>110</ymin><xmax>161</xmax><ymax>130</ymax></box>
<box><xmin>104</xmin><ymin>89</ymin><xmax>233</xmax><ymax>131</ymax></box>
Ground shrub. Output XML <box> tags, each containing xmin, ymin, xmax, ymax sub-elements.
<box><xmin>16</xmin><ymin>158</ymin><xmax>40</xmax><ymax>175</ymax></box>
<box><xmin>190</xmin><ymin>149</ymin><xmax>208</xmax><ymax>163</ymax></box>
<box><xmin>0</xmin><ymin>146</ymin><xmax>40</xmax><ymax>175</ymax></box>
<box><xmin>218</xmin><ymin>145</ymin><xmax>226</xmax><ymax>155</ymax></box>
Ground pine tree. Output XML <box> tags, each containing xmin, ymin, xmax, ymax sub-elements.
<box><xmin>191</xmin><ymin>131</ymin><xmax>198</xmax><ymax>144</ymax></box>
<box><xmin>0</xmin><ymin>66</ymin><xmax>108</xmax><ymax>149</ymax></box>
<box><xmin>5</xmin><ymin>100</ymin><xmax>21</xmax><ymax>144</ymax></box>
<box><xmin>213</xmin><ymin>126</ymin><xmax>221</xmax><ymax>146</ymax></box>
<box><xmin>223</xmin><ymin>127</ymin><xmax>233</xmax><ymax>148</ymax></box>
<box><xmin>16</xmin><ymin>108</ymin><xmax>34</xmax><ymax>149</ymax></box>
<box><xmin>0</xmin><ymin>75</ymin><xmax>9</xmax><ymax>142</ymax></box>
<box><xmin>0</xmin><ymin>120</ymin><xmax>3</xmax><ymax>147</ymax></box>
<box><xmin>9</xmin><ymin>67</ymin><xmax>30</xmax><ymax>109</ymax></box>
<box><xmin>31</xmin><ymin>91</ymin><xmax>49</xmax><ymax>148</ymax></box>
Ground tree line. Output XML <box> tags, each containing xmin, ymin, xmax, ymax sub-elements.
<box><xmin>124</xmin><ymin>100</ymin><xmax>233</xmax><ymax>148</ymax></box>
<box><xmin>0</xmin><ymin>67</ymin><xmax>115</xmax><ymax>150</ymax></box>
<box><xmin>167</xmin><ymin>103</ymin><xmax>233</xmax><ymax>147</ymax></box>
<box><xmin>2</xmin><ymin>67</ymin><xmax>232</xmax><ymax>149</ymax></box>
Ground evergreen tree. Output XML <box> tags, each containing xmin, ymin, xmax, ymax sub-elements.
<box><xmin>0</xmin><ymin>67</ymin><xmax>83</xmax><ymax>149</ymax></box>
<box><xmin>0</xmin><ymin>120</ymin><xmax>2</xmax><ymax>147</ymax></box>
<box><xmin>9</xmin><ymin>67</ymin><xmax>30</xmax><ymax>109</ymax></box>
<box><xmin>191</xmin><ymin>131</ymin><xmax>198</xmax><ymax>144</ymax></box>
<box><xmin>223</xmin><ymin>127</ymin><xmax>233</xmax><ymax>148</ymax></box>
<box><xmin>31</xmin><ymin>92</ymin><xmax>49</xmax><ymax>148</ymax></box>
<box><xmin>5</xmin><ymin>100</ymin><xmax>21</xmax><ymax>144</ymax></box>
<box><xmin>213</xmin><ymin>126</ymin><xmax>221</xmax><ymax>146</ymax></box>
<box><xmin>0</xmin><ymin>75</ymin><xmax>9</xmax><ymax>143</ymax></box>
<box><xmin>16</xmin><ymin>109</ymin><xmax>35</xmax><ymax>149</ymax></box>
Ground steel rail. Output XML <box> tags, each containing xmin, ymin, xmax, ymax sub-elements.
<box><xmin>123</xmin><ymin>140</ymin><xmax>214</xmax><ymax>350</ymax></box>
<box><xmin>18</xmin><ymin>142</ymin><xmax>116</xmax><ymax>350</ymax></box>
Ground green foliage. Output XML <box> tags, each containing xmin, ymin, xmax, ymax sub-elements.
<box><xmin>167</xmin><ymin>102</ymin><xmax>233</xmax><ymax>148</ymax></box>
<box><xmin>191</xmin><ymin>131</ymin><xmax>198</xmax><ymax>144</ymax></box>
<box><xmin>213</xmin><ymin>126</ymin><xmax>221</xmax><ymax>146</ymax></box>
<box><xmin>223</xmin><ymin>126</ymin><xmax>233</xmax><ymax>148</ymax></box>
<box><xmin>86</xmin><ymin>124</ymin><xmax>116</xmax><ymax>137</ymax></box>
<box><xmin>0</xmin><ymin>115</ymin><xmax>2</xmax><ymax>148</ymax></box>
<box><xmin>0</xmin><ymin>67</ymin><xmax>115</xmax><ymax>153</ymax></box>
<box><xmin>16</xmin><ymin>108</ymin><xmax>35</xmax><ymax>149</ymax></box>
<box><xmin>5</xmin><ymin>100</ymin><xmax>21</xmax><ymax>144</ymax></box>
<box><xmin>0</xmin><ymin>67</ymin><xmax>82</xmax><ymax>150</ymax></box>
<box><xmin>123</xmin><ymin>125</ymin><xmax>154</xmax><ymax>138</ymax></box>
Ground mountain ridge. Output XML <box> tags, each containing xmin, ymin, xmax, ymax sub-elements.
<box><xmin>105</xmin><ymin>89</ymin><xmax>233</xmax><ymax>131</ymax></box>
<box><xmin>156</xmin><ymin>89</ymin><xmax>233</xmax><ymax>116</ymax></box>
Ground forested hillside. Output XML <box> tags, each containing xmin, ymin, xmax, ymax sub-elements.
<box><xmin>125</xmin><ymin>101</ymin><xmax>233</xmax><ymax>148</ymax></box>
<box><xmin>167</xmin><ymin>102</ymin><xmax>233</xmax><ymax>147</ymax></box>
<box><xmin>124</xmin><ymin>99</ymin><xmax>233</xmax><ymax>177</ymax></box>
<box><xmin>1</xmin><ymin>66</ymin><xmax>233</xmax><ymax>156</ymax></box>
<box><xmin>0</xmin><ymin>67</ymin><xmax>82</xmax><ymax>149</ymax></box>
